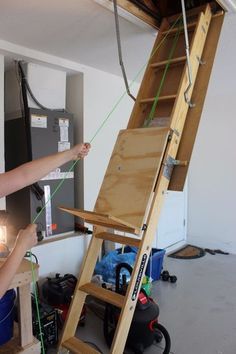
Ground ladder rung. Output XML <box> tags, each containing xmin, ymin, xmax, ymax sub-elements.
<box><xmin>63</xmin><ymin>336</ymin><xmax>100</xmax><ymax>354</ymax></box>
<box><xmin>140</xmin><ymin>95</ymin><xmax>177</xmax><ymax>104</ymax></box>
<box><xmin>162</xmin><ymin>21</ymin><xmax>197</xmax><ymax>35</ymax></box>
<box><xmin>80</xmin><ymin>283</ymin><xmax>124</xmax><ymax>308</ymax></box>
<box><xmin>95</xmin><ymin>232</ymin><xmax>141</xmax><ymax>248</ymax></box>
<box><xmin>150</xmin><ymin>56</ymin><xmax>186</xmax><ymax>69</ymax></box>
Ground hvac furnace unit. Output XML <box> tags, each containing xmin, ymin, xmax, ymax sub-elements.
<box><xmin>5</xmin><ymin>108</ymin><xmax>75</xmax><ymax>239</ymax></box>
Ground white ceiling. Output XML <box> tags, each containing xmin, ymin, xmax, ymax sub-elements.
<box><xmin>0</xmin><ymin>0</ymin><xmax>156</xmax><ymax>78</ymax></box>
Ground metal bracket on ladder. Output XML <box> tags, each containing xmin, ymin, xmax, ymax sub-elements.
<box><xmin>184</xmin><ymin>92</ymin><xmax>195</xmax><ymax>108</ymax></box>
<box><xmin>163</xmin><ymin>156</ymin><xmax>188</xmax><ymax>180</ymax></box>
<box><xmin>196</xmin><ymin>55</ymin><xmax>206</xmax><ymax>65</ymax></box>
<box><xmin>181</xmin><ymin>0</ymin><xmax>196</xmax><ymax>109</ymax></box>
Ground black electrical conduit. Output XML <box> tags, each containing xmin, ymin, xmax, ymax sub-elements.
<box><xmin>18</xmin><ymin>61</ymin><xmax>45</xmax><ymax>201</ymax></box>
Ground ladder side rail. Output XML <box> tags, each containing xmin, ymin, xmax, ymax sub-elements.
<box><xmin>170</xmin><ymin>5</ymin><xmax>212</xmax><ymax>133</ymax></box>
<box><xmin>59</xmin><ymin>229</ymin><xmax>104</xmax><ymax>347</ymax></box>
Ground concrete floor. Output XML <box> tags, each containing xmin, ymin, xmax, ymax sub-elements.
<box><xmin>55</xmin><ymin>252</ymin><xmax>236</xmax><ymax>354</ymax></box>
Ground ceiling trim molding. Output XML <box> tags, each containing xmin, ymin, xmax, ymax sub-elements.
<box><xmin>216</xmin><ymin>0</ymin><xmax>236</xmax><ymax>12</ymax></box>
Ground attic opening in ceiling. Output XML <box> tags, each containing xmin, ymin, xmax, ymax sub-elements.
<box><xmin>117</xmin><ymin>0</ymin><xmax>224</xmax><ymax>27</ymax></box>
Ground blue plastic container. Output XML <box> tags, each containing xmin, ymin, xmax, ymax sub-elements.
<box><xmin>0</xmin><ymin>289</ymin><xmax>16</xmax><ymax>345</ymax></box>
<box><xmin>145</xmin><ymin>248</ymin><xmax>166</xmax><ymax>281</ymax></box>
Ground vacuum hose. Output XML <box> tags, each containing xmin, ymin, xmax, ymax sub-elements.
<box><xmin>154</xmin><ymin>322</ymin><xmax>171</xmax><ymax>354</ymax></box>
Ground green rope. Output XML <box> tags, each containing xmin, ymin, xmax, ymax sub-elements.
<box><xmin>144</xmin><ymin>21</ymin><xmax>182</xmax><ymax>127</ymax></box>
<box><xmin>29</xmin><ymin>255</ymin><xmax>45</xmax><ymax>353</ymax></box>
<box><xmin>28</xmin><ymin>15</ymin><xmax>182</xmax><ymax>353</ymax></box>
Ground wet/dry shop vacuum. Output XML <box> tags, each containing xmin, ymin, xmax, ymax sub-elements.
<box><xmin>103</xmin><ymin>263</ymin><xmax>171</xmax><ymax>354</ymax></box>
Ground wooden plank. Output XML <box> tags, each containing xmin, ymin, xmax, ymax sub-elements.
<box><xmin>169</xmin><ymin>13</ymin><xmax>225</xmax><ymax>191</ymax></box>
<box><xmin>140</xmin><ymin>94</ymin><xmax>176</xmax><ymax>104</ymax></box>
<box><xmin>63</xmin><ymin>336</ymin><xmax>100</xmax><ymax>354</ymax></box>
<box><xmin>0</xmin><ymin>259</ymin><xmax>39</xmax><ymax>290</ymax></box>
<box><xmin>0</xmin><ymin>259</ymin><xmax>39</xmax><ymax>353</ymax></box>
<box><xmin>95</xmin><ymin>127</ymin><xmax>170</xmax><ymax>230</ymax></box>
<box><xmin>161</xmin><ymin>21</ymin><xmax>197</xmax><ymax>35</ymax></box>
<box><xmin>80</xmin><ymin>283</ymin><xmax>124</xmax><ymax>308</ymax></box>
<box><xmin>150</xmin><ymin>55</ymin><xmax>186</xmax><ymax>69</ymax></box>
<box><xmin>17</xmin><ymin>284</ymin><xmax>33</xmax><ymax>348</ymax></box>
<box><xmin>95</xmin><ymin>232</ymin><xmax>141</xmax><ymax>247</ymax></box>
<box><xmin>59</xmin><ymin>206</ymin><xmax>139</xmax><ymax>234</ymax></box>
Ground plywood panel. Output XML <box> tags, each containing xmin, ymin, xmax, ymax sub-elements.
<box><xmin>59</xmin><ymin>206</ymin><xmax>139</xmax><ymax>233</ymax></box>
<box><xmin>95</xmin><ymin>127</ymin><xmax>170</xmax><ymax>230</ymax></box>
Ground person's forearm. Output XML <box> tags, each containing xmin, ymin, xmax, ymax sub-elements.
<box><xmin>0</xmin><ymin>246</ymin><xmax>25</xmax><ymax>299</ymax></box>
<box><xmin>0</xmin><ymin>149</ymin><xmax>74</xmax><ymax>198</ymax></box>
<box><xmin>14</xmin><ymin>149</ymin><xmax>74</xmax><ymax>184</ymax></box>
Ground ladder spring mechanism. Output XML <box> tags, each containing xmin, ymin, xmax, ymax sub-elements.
<box><xmin>181</xmin><ymin>0</ymin><xmax>195</xmax><ymax>108</ymax></box>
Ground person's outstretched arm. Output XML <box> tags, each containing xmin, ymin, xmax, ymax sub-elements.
<box><xmin>0</xmin><ymin>224</ymin><xmax>38</xmax><ymax>299</ymax></box>
<box><xmin>0</xmin><ymin>143</ymin><xmax>90</xmax><ymax>198</ymax></box>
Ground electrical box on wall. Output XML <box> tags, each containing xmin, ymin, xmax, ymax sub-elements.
<box><xmin>5</xmin><ymin>108</ymin><xmax>75</xmax><ymax>240</ymax></box>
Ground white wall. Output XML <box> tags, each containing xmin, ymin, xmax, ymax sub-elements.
<box><xmin>0</xmin><ymin>55</ymin><xmax>5</xmax><ymax>210</ymax></box>
<box><xmin>31</xmin><ymin>236</ymin><xmax>86</xmax><ymax>278</ymax></box>
<box><xmin>188</xmin><ymin>14</ymin><xmax>236</xmax><ymax>253</ymax></box>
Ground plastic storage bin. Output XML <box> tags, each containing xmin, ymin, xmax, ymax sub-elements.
<box><xmin>145</xmin><ymin>248</ymin><xmax>166</xmax><ymax>281</ymax></box>
<box><xmin>0</xmin><ymin>289</ymin><xmax>16</xmax><ymax>345</ymax></box>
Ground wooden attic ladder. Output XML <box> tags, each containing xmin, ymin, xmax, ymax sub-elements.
<box><xmin>58</xmin><ymin>4</ymin><xmax>224</xmax><ymax>353</ymax></box>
